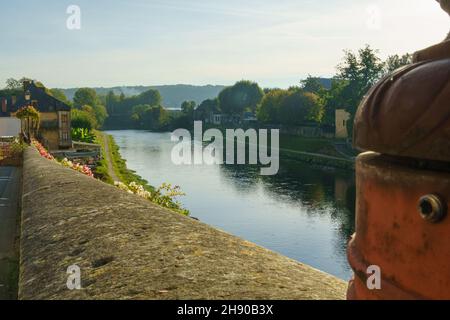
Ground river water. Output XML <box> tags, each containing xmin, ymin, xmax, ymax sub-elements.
<box><xmin>107</xmin><ymin>130</ymin><xmax>356</xmax><ymax>280</ymax></box>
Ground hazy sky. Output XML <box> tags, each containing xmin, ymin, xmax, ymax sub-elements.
<box><xmin>0</xmin><ymin>0</ymin><xmax>448</xmax><ymax>88</ymax></box>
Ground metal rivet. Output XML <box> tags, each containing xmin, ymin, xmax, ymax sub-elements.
<box><xmin>418</xmin><ymin>194</ymin><xmax>447</xmax><ymax>223</ymax></box>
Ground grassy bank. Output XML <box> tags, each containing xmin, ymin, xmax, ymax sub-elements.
<box><xmin>279</xmin><ymin>135</ymin><xmax>355</xmax><ymax>170</ymax></box>
<box><xmin>93</xmin><ymin>131</ymin><xmax>188</xmax><ymax>215</ymax></box>
<box><xmin>108</xmin><ymin>134</ymin><xmax>154</xmax><ymax>192</ymax></box>
<box><xmin>92</xmin><ymin>131</ymin><xmax>113</xmax><ymax>184</ymax></box>
<box><xmin>279</xmin><ymin>135</ymin><xmax>343</xmax><ymax>157</ymax></box>
<box><xmin>93</xmin><ymin>130</ymin><xmax>153</xmax><ymax>191</ymax></box>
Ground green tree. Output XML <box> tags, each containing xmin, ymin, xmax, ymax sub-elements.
<box><xmin>195</xmin><ymin>98</ymin><xmax>219</xmax><ymax>121</ymax></box>
<box><xmin>384</xmin><ymin>53</ymin><xmax>413</xmax><ymax>74</ymax></box>
<box><xmin>300</xmin><ymin>75</ymin><xmax>325</xmax><ymax>94</ymax></box>
<box><xmin>304</xmin><ymin>92</ymin><xmax>325</xmax><ymax>123</ymax></box>
<box><xmin>138</xmin><ymin>89</ymin><xmax>162</xmax><ymax>106</ymax></box>
<box><xmin>73</xmin><ymin>88</ymin><xmax>108</xmax><ymax>128</ymax></box>
<box><xmin>278</xmin><ymin>89</ymin><xmax>323</xmax><ymax>126</ymax></box>
<box><xmin>257</xmin><ymin>89</ymin><xmax>288</xmax><ymax>123</ymax></box>
<box><xmin>71</xmin><ymin>108</ymin><xmax>97</xmax><ymax>130</ymax></box>
<box><xmin>319</xmin><ymin>79</ymin><xmax>350</xmax><ymax>126</ymax></box>
<box><xmin>105</xmin><ymin>90</ymin><xmax>120</xmax><ymax>114</ymax></box>
<box><xmin>181</xmin><ymin>100</ymin><xmax>196</xmax><ymax>117</ymax></box>
<box><xmin>218</xmin><ymin>80</ymin><xmax>264</xmax><ymax>115</ymax></box>
<box><xmin>335</xmin><ymin>45</ymin><xmax>385</xmax><ymax>135</ymax></box>
<box><xmin>131</xmin><ymin>104</ymin><xmax>168</xmax><ymax>130</ymax></box>
<box><xmin>73</xmin><ymin>88</ymin><xmax>98</xmax><ymax>108</ymax></box>
<box><xmin>4</xmin><ymin>77</ymin><xmax>32</xmax><ymax>90</ymax></box>
<box><xmin>49</xmin><ymin>89</ymin><xmax>72</xmax><ymax>106</ymax></box>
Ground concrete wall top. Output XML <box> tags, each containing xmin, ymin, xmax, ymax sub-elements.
<box><xmin>19</xmin><ymin>147</ymin><xmax>346</xmax><ymax>300</ymax></box>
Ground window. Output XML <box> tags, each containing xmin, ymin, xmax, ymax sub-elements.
<box><xmin>61</xmin><ymin>113</ymin><xmax>69</xmax><ymax>126</ymax></box>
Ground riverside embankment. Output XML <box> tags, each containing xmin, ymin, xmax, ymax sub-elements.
<box><xmin>19</xmin><ymin>146</ymin><xmax>346</xmax><ymax>299</ymax></box>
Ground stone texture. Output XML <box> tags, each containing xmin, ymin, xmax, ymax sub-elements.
<box><xmin>19</xmin><ymin>147</ymin><xmax>346</xmax><ymax>300</ymax></box>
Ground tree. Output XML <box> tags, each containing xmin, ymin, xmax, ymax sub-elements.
<box><xmin>218</xmin><ymin>80</ymin><xmax>264</xmax><ymax>115</ymax></box>
<box><xmin>384</xmin><ymin>53</ymin><xmax>413</xmax><ymax>75</ymax></box>
<box><xmin>335</xmin><ymin>45</ymin><xmax>385</xmax><ymax>136</ymax></box>
<box><xmin>278</xmin><ymin>89</ymin><xmax>323</xmax><ymax>126</ymax></box>
<box><xmin>73</xmin><ymin>88</ymin><xmax>108</xmax><ymax>128</ymax></box>
<box><xmin>319</xmin><ymin>79</ymin><xmax>350</xmax><ymax>126</ymax></box>
<box><xmin>49</xmin><ymin>89</ymin><xmax>72</xmax><ymax>106</ymax></box>
<box><xmin>71</xmin><ymin>108</ymin><xmax>97</xmax><ymax>130</ymax></box>
<box><xmin>181</xmin><ymin>100</ymin><xmax>196</xmax><ymax>117</ymax></box>
<box><xmin>131</xmin><ymin>104</ymin><xmax>168</xmax><ymax>130</ymax></box>
<box><xmin>138</xmin><ymin>89</ymin><xmax>162</xmax><ymax>107</ymax></box>
<box><xmin>4</xmin><ymin>77</ymin><xmax>32</xmax><ymax>90</ymax></box>
<box><xmin>256</xmin><ymin>89</ymin><xmax>288</xmax><ymax>123</ymax></box>
<box><xmin>105</xmin><ymin>90</ymin><xmax>120</xmax><ymax>114</ymax></box>
<box><xmin>304</xmin><ymin>92</ymin><xmax>325</xmax><ymax>123</ymax></box>
<box><xmin>195</xmin><ymin>98</ymin><xmax>219</xmax><ymax>121</ymax></box>
<box><xmin>301</xmin><ymin>75</ymin><xmax>325</xmax><ymax>94</ymax></box>
<box><xmin>73</xmin><ymin>88</ymin><xmax>98</xmax><ymax>108</ymax></box>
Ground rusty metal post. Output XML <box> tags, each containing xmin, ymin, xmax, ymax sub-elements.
<box><xmin>347</xmin><ymin>3</ymin><xmax>450</xmax><ymax>300</ymax></box>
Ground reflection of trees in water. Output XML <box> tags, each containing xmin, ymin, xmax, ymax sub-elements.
<box><xmin>219</xmin><ymin>159</ymin><xmax>356</xmax><ymax>257</ymax></box>
<box><xmin>219</xmin><ymin>163</ymin><xmax>262</xmax><ymax>193</ymax></box>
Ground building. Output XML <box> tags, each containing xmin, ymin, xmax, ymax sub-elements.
<box><xmin>210</xmin><ymin>113</ymin><xmax>223</xmax><ymax>125</ymax></box>
<box><xmin>335</xmin><ymin>109</ymin><xmax>351</xmax><ymax>139</ymax></box>
<box><xmin>0</xmin><ymin>81</ymin><xmax>72</xmax><ymax>150</ymax></box>
<box><xmin>242</xmin><ymin>111</ymin><xmax>257</xmax><ymax>123</ymax></box>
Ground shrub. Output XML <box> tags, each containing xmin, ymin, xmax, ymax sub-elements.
<box><xmin>71</xmin><ymin>128</ymin><xmax>95</xmax><ymax>143</ymax></box>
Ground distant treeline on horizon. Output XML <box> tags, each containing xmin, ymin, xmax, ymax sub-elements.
<box><xmin>57</xmin><ymin>80</ymin><xmax>332</xmax><ymax>109</ymax></box>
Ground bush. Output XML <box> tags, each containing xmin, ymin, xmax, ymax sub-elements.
<box><xmin>71</xmin><ymin>128</ymin><xmax>95</xmax><ymax>143</ymax></box>
<box><xmin>71</xmin><ymin>108</ymin><xmax>97</xmax><ymax>130</ymax></box>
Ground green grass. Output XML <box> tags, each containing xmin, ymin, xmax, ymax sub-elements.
<box><xmin>93</xmin><ymin>130</ymin><xmax>113</xmax><ymax>184</ymax></box>
<box><xmin>107</xmin><ymin>135</ymin><xmax>155</xmax><ymax>192</ymax></box>
<box><xmin>97</xmin><ymin>131</ymin><xmax>189</xmax><ymax>215</ymax></box>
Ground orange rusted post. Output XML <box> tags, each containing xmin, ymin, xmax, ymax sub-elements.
<box><xmin>347</xmin><ymin>2</ymin><xmax>450</xmax><ymax>300</ymax></box>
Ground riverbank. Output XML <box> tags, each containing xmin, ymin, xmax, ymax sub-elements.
<box><xmin>93</xmin><ymin>131</ymin><xmax>154</xmax><ymax>191</ymax></box>
<box><xmin>191</xmin><ymin>125</ymin><xmax>356</xmax><ymax>170</ymax></box>
<box><xmin>93</xmin><ymin>131</ymin><xmax>188</xmax><ymax>215</ymax></box>
<box><xmin>281</xmin><ymin>148</ymin><xmax>355</xmax><ymax>170</ymax></box>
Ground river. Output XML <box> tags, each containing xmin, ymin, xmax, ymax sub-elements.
<box><xmin>107</xmin><ymin>130</ymin><xmax>355</xmax><ymax>280</ymax></box>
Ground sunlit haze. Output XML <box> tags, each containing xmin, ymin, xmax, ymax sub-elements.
<box><xmin>0</xmin><ymin>0</ymin><xmax>447</xmax><ymax>88</ymax></box>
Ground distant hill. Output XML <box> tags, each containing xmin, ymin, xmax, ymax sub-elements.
<box><xmin>60</xmin><ymin>85</ymin><xmax>226</xmax><ymax>109</ymax></box>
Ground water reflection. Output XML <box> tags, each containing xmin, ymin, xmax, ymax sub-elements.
<box><xmin>219</xmin><ymin>161</ymin><xmax>355</xmax><ymax>275</ymax></box>
<box><xmin>108</xmin><ymin>130</ymin><xmax>355</xmax><ymax>279</ymax></box>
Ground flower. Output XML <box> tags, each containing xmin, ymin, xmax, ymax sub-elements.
<box><xmin>33</xmin><ymin>139</ymin><xmax>94</xmax><ymax>178</ymax></box>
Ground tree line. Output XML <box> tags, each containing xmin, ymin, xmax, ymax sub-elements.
<box><xmin>163</xmin><ymin>45</ymin><xmax>412</xmax><ymax>133</ymax></box>
<box><xmin>3</xmin><ymin>45</ymin><xmax>412</xmax><ymax>137</ymax></box>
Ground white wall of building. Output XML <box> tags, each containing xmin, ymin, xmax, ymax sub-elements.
<box><xmin>0</xmin><ymin>118</ymin><xmax>21</xmax><ymax>137</ymax></box>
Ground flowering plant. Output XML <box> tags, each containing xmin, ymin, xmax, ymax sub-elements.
<box><xmin>61</xmin><ymin>158</ymin><xmax>94</xmax><ymax>178</ymax></box>
<box><xmin>32</xmin><ymin>139</ymin><xmax>54</xmax><ymax>160</ymax></box>
<box><xmin>33</xmin><ymin>139</ymin><xmax>94</xmax><ymax>178</ymax></box>
<box><xmin>113</xmin><ymin>180</ymin><xmax>188</xmax><ymax>215</ymax></box>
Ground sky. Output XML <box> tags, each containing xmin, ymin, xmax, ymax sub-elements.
<box><xmin>0</xmin><ymin>0</ymin><xmax>448</xmax><ymax>89</ymax></box>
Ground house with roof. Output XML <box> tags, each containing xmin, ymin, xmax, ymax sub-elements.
<box><xmin>0</xmin><ymin>81</ymin><xmax>72</xmax><ymax>150</ymax></box>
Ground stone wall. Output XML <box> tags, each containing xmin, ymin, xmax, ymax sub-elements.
<box><xmin>19</xmin><ymin>147</ymin><xmax>346</xmax><ymax>300</ymax></box>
